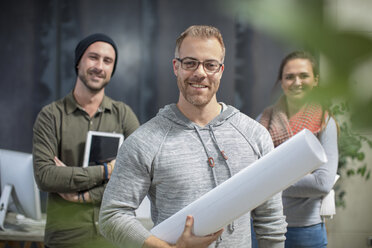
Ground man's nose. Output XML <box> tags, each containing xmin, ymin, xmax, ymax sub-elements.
<box><xmin>95</xmin><ymin>59</ymin><xmax>104</xmax><ymax>70</ymax></box>
<box><xmin>193</xmin><ymin>62</ymin><xmax>207</xmax><ymax>77</ymax></box>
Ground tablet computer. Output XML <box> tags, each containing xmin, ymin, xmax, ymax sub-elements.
<box><xmin>82</xmin><ymin>131</ymin><xmax>124</xmax><ymax>167</ymax></box>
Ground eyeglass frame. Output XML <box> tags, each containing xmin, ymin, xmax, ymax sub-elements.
<box><xmin>175</xmin><ymin>57</ymin><xmax>223</xmax><ymax>73</ymax></box>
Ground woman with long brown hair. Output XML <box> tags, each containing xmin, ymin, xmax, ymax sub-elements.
<box><xmin>256</xmin><ymin>51</ymin><xmax>339</xmax><ymax>248</ymax></box>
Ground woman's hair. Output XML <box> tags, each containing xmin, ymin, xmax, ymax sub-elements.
<box><xmin>175</xmin><ymin>25</ymin><xmax>225</xmax><ymax>62</ymax></box>
<box><xmin>277</xmin><ymin>50</ymin><xmax>319</xmax><ymax>82</ymax></box>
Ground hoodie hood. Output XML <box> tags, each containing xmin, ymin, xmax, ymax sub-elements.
<box><xmin>156</xmin><ymin>103</ymin><xmax>240</xmax><ymax>129</ymax></box>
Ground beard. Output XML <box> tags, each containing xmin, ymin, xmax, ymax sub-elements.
<box><xmin>177</xmin><ymin>76</ymin><xmax>219</xmax><ymax>107</ymax></box>
<box><xmin>78</xmin><ymin>67</ymin><xmax>110</xmax><ymax>93</ymax></box>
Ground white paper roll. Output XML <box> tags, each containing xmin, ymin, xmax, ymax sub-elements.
<box><xmin>151</xmin><ymin>129</ymin><xmax>327</xmax><ymax>243</ymax></box>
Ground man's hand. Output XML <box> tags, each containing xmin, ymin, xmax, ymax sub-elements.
<box><xmin>102</xmin><ymin>159</ymin><xmax>116</xmax><ymax>180</ymax></box>
<box><xmin>58</xmin><ymin>191</ymin><xmax>91</xmax><ymax>203</ymax></box>
<box><xmin>107</xmin><ymin>159</ymin><xmax>116</xmax><ymax>179</ymax></box>
<box><xmin>174</xmin><ymin>215</ymin><xmax>223</xmax><ymax>248</ymax></box>
<box><xmin>143</xmin><ymin>215</ymin><xmax>223</xmax><ymax>248</ymax></box>
<box><xmin>59</xmin><ymin>192</ymin><xmax>78</xmax><ymax>202</ymax></box>
<box><xmin>54</xmin><ymin>156</ymin><xmax>67</xmax><ymax>167</ymax></box>
<box><xmin>54</xmin><ymin>156</ymin><xmax>91</xmax><ymax>203</ymax></box>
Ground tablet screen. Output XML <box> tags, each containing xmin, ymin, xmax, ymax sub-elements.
<box><xmin>83</xmin><ymin>131</ymin><xmax>124</xmax><ymax>167</ymax></box>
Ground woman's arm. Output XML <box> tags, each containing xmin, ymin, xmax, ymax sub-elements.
<box><xmin>282</xmin><ymin>117</ymin><xmax>339</xmax><ymax>198</ymax></box>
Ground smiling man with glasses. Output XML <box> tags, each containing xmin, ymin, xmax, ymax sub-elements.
<box><xmin>99</xmin><ymin>25</ymin><xmax>287</xmax><ymax>248</ymax></box>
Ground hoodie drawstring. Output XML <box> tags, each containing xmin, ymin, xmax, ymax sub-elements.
<box><xmin>210</xmin><ymin>125</ymin><xmax>236</xmax><ymax>242</ymax></box>
<box><xmin>194</xmin><ymin>126</ymin><xmax>236</xmax><ymax>247</ymax></box>
<box><xmin>194</xmin><ymin>127</ymin><xmax>219</xmax><ymax>187</ymax></box>
<box><xmin>209</xmin><ymin>126</ymin><xmax>233</xmax><ymax>178</ymax></box>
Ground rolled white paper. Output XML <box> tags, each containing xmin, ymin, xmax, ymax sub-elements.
<box><xmin>151</xmin><ymin>129</ymin><xmax>327</xmax><ymax>244</ymax></box>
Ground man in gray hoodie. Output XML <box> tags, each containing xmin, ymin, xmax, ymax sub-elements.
<box><xmin>99</xmin><ymin>25</ymin><xmax>286</xmax><ymax>248</ymax></box>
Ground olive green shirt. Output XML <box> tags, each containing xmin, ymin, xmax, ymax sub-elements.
<box><xmin>33</xmin><ymin>91</ymin><xmax>139</xmax><ymax>248</ymax></box>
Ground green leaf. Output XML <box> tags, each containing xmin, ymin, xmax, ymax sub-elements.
<box><xmin>357</xmin><ymin>165</ymin><xmax>366</xmax><ymax>176</ymax></box>
<box><xmin>347</xmin><ymin>169</ymin><xmax>355</xmax><ymax>176</ymax></box>
<box><xmin>357</xmin><ymin>153</ymin><xmax>365</xmax><ymax>161</ymax></box>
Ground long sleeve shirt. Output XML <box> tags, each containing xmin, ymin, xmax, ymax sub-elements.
<box><xmin>282</xmin><ymin>117</ymin><xmax>339</xmax><ymax>226</ymax></box>
<box><xmin>32</xmin><ymin>91</ymin><xmax>139</xmax><ymax>248</ymax></box>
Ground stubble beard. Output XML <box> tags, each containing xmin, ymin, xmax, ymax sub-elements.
<box><xmin>78</xmin><ymin>69</ymin><xmax>109</xmax><ymax>93</ymax></box>
<box><xmin>177</xmin><ymin>76</ymin><xmax>217</xmax><ymax>107</ymax></box>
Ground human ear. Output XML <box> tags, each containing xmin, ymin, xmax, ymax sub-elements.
<box><xmin>172</xmin><ymin>59</ymin><xmax>179</xmax><ymax>76</ymax></box>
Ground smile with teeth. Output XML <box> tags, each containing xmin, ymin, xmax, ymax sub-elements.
<box><xmin>290</xmin><ymin>88</ymin><xmax>307</xmax><ymax>96</ymax></box>
<box><xmin>190</xmin><ymin>83</ymin><xmax>207</xmax><ymax>88</ymax></box>
<box><xmin>290</xmin><ymin>86</ymin><xmax>303</xmax><ymax>91</ymax></box>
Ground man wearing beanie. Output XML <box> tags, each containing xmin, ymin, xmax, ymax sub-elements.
<box><xmin>32</xmin><ymin>33</ymin><xmax>140</xmax><ymax>248</ymax></box>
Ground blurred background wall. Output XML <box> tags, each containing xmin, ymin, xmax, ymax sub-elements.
<box><xmin>0</xmin><ymin>0</ymin><xmax>293</xmax><ymax>154</ymax></box>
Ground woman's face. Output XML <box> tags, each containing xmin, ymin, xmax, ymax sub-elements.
<box><xmin>281</xmin><ymin>58</ymin><xmax>318</xmax><ymax>102</ymax></box>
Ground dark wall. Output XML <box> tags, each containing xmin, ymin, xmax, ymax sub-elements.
<box><xmin>0</xmin><ymin>0</ymin><xmax>292</xmax><ymax>154</ymax></box>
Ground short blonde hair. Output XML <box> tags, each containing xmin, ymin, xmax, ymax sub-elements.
<box><xmin>175</xmin><ymin>25</ymin><xmax>225</xmax><ymax>62</ymax></box>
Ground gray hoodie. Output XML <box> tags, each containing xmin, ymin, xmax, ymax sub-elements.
<box><xmin>99</xmin><ymin>103</ymin><xmax>286</xmax><ymax>248</ymax></box>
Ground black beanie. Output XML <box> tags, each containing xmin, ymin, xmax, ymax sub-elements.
<box><xmin>75</xmin><ymin>33</ymin><xmax>118</xmax><ymax>76</ymax></box>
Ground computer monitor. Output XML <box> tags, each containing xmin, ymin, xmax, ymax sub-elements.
<box><xmin>0</xmin><ymin>149</ymin><xmax>42</xmax><ymax>230</ymax></box>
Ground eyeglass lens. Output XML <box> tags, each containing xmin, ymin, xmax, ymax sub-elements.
<box><xmin>178</xmin><ymin>58</ymin><xmax>221</xmax><ymax>73</ymax></box>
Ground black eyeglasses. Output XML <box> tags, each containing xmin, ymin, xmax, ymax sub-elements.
<box><xmin>176</xmin><ymin>57</ymin><xmax>223</xmax><ymax>73</ymax></box>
